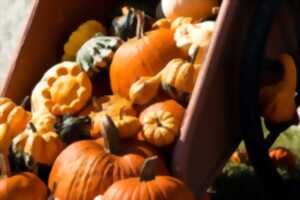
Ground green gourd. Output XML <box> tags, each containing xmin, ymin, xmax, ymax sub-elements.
<box><xmin>76</xmin><ymin>33</ymin><xmax>123</xmax><ymax>76</ymax></box>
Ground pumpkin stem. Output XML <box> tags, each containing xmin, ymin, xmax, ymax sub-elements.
<box><xmin>29</xmin><ymin>122</ymin><xmax>37</xmax><ymax>133</ymax></box>
<box><xmin>140</xmin><ymin>156</ymin><xmax>158</xmax><ymax>181</ymax></box>
<box><xmin>190</xmin><ymin>46</ymin><xmax>200</xmax><ymax>65</ymax></box>
<box><xmin>101</xmin><ymin>115</ymin><xmax>121</xmax><ymax>155</ymax></box>
<box><xmin>20</xmin><ymin>95</ymin><xmax>30</xmax><ymax>108</ymax></box>
<box><xmin>0</xmin><ymin>153</ymin><xmax>11</xmax><ymax>177</ymax></box>
<box><xmin>136</xmin><ymin>10</ymin><xmax>145</xmax><ymax>39</ymax></box>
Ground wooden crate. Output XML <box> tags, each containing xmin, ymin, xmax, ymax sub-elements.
<box><xmin>1</xmin><ymin>0</ymin><xmax>299</xmax><ymax>198</ymax></box>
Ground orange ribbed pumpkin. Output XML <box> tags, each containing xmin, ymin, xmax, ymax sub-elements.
<box><xmin>110</xmin><ymin>28</ymin><xmax>187</xmax><ymax>98</ymax></box>
<box><xmin>48</xmin><ymin>116</ymin><xmax>168</xmax><ymax>200</ymax></box>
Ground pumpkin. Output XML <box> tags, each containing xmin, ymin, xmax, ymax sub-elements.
<box><xmin>111</xmin><ymin>6</ymin><xmax>154</xmax><ymax>40</ymax></box>
<box><xmin>269</xmin><ymin>147</ymin><xmax>296</xmax><ymax>169</ymax></box>
<box><xmin>31</xmin><ymin>62</ymin><xmax>92</xmax><ymax>115</ymax></box>
<box><xmin>89</xmin><ymin>107</ymin><xmax>141</xmax><ymax>139</ymax></box>
<box><xmin>0</xmin><ymin>123</ymin><xmax>12</xmax><ymax>156</ymax></box>
<box><xmin>80</xmin><ymin>95</ymin><xmax>136</xmax><ymax>117</ymax></box>
<box><xmin>175</xmin><ymin>21</ymin><xmax>216</xmax><ymax>64</ymax></box>
<box><xmin>0</xmin><ymin>153</ymin><xmax>47</xmax><ymax>200</ymax></box>
<box><xmin>161</xmin><ymin>57</ymin><xmax>201</xmax><ymax>102</ymax></box>
<box><xmin>139</xmin><ymin>100</ymin><xmax>185</xmax><ymax>147</ymax></box>
<box><xmin>12</xmin><ymin>112</ymin><xmax>65</xmax><ymax>167</ymax></box>
<box><xmin>101</xmin><ymin>156</ymin><xmax>195</xmax><ymax>200</ymax></box>
<box><xmin>161</xmin><ymin>0</ymin><xmax>219</xmax><ymax>21</ymax></box>
<box><xmin>63</xmin><ymin>20</ymin><xmax>107</xmax><ymax>61</ymax></box>
<box><xmin>0</xmin><ymin>97</ymin><xmax>31</xmax><ymax>137</ymax></box>
<box><xmin>48</xmin><ymin>115</ymin><xmax>168</xmax><ymax>199</ymax></box>
<box><xmin>110</xmin><ymin>10</ymin><xmax>188</xmax><ymax>98</ymax></box>
<box><xmin>259</xmin><ymin>54</ymin><xmax>297</xmax><ymax>124</ymax></box>
<box><xmin>55</xmin><ymin>115</ymin><xmax>91</xmax><ymax>144</ymax></box>
<box><xmin>76</xmin><ymin>33</ymin><xmax>123</xmax><ymax>76</ymax></box>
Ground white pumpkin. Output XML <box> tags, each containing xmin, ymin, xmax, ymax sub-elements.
<box><xmin>161</xmin><ymin>0</ymin><xmax>219</xmax><ymax>20</ymax></box>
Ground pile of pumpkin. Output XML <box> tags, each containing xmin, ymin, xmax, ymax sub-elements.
<box><xmin>0</xmin><ymin>0</ymin><xmax>299</xmax><ymax>199</ymax></box>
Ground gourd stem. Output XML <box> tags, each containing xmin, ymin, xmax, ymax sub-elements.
<box><xmin>29</xmin><ymin>123</ymin><xmax>37</xmax><ymax>133</ymax></box>
<box><xmin>191</xmin><ymin>46</ymin><xmax>200</xmax><ymax>65</ymax></box>
<box><xmin>0</xmin><ymin>153</ymin><xmax>11</xmax><ymax>177</ymax></box>
<box><xmin>101</xmin><ymin>115</ymin><xmax>121</xmax><ymax>155</ymax></box>
<box><xmin>20</xmin><ymin>95</ymin><xmax>30</xmax><ymax>108</ymax></box>
<box><xmin>140</xmin><ymin>156</ymin><xmax>158</xmax><ymax>181</ymax></box>
<box><xmin>136</xmin><ymin>11</ymin><xmax>145</xmax><ymax>39</ymax></box>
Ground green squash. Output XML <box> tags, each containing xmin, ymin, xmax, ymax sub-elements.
<box><xmin>76</xmin><ymin>33</ymin><xmax>123</xmax><ymax>76</ymax></box>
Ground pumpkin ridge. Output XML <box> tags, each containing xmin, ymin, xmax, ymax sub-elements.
<box><xmin>154</xmin><ymin>178</ymin><xmax>169</xmax><ymax>200</ymax></box>
<box><xmin>80</xmin><ymin>152</ymin><xmax>105</xmax><ymax>200</ymax></box>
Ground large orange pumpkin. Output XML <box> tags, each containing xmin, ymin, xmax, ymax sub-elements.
<box><xmin>101</xmin><ymin>156</ymin><xmax>195</xmax><ymax>200</ymax></box>
<box><xmin>0</xmin><ymin>154</ymin><xmax>47</xmax><ymax>200</ymax></box>
<box><xmin>48</xmin><ymin>115</ymin><xmax>168</xmax><ymax>200</ymax></box>
<box><xmin>110</xmin><ymin>26</ymin><xmax>187</xmax><ymax>98</ymax></box>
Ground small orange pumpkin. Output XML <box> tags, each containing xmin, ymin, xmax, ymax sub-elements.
<box><xmin>269</xmin><ymin>147</ymin><xmax>296</xmax><ymax>169</ymax></box>
<box><xmin>0</xmin><ymin>153</ymin><xmax>47</xmax><ymax>200</ymax></box>
<box><xmin>49</xmin><ymin>115</ymin><xmax>168</xmax><ymax>199</ymax></box>
<box><xmin>139</xmin><ymin>100</ymin><xmax>185</xmax><ymax>146</ymax></box>
<box><xmin>101</xmin><ymin>156</ymin><xmax>195</xmax><ymax>200</ymax></box>
<box><xmin>110</xmin><ymin>11</ymin><xmax>187</xmax><ymax>98</ymax></box>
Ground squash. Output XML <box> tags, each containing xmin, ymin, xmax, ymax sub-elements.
<box><xmin>110</xmin><ymin>11</ymin><xmax>188</xmax><ymax>98</ymax></box>
<box><xmin>12</xmin><ymin>112</ymin><xmax>65</xmax><ymax>167</ymax></box>
<box><xmin>259</xmin><ymin>54</ymin><xmax>297</xmax><ymax>124</ymax></box>
<box><xmin>153</xmin><ymin>17</ymin><xmax>194</xmax><ymax>30</ymax></box>
<box><xmin>129</xmin><ymin>53</ymin><xmax>200</xmax><ymax>104</ymax></box>
<box><xmin>80</xmin><ymin>95</ymin><xmax>136</xmax><ymax>117</ymax></box>
<box><xmin>48</xmin><ymin>115</ymin><xmax>168</xmax><ymax>199</ymax></box>
<box><xmin>0</xmin><ymin>153</ymin><xmax>47</xmax><ymax>200</ymax></box>
<box><xmin>111</xmin><ymin>6</ymin><xmax>154</xmax><ymax>40</ymax></box>
<box><xmin>175</xmin><ymin>21</ymin><xmax>216</xmax><ymax>64</ymax></box>
<box><xmin>139</xmin><ymin>100</ymin><xmax>185</xmax><ymax>147</ymax></box>
<box><xmin>62</xmin><ymin>20</ymin><xmax>107</xmax><ymax>61</ymax></box>
<box><xmin>55</xmin><ymin>115</ymin><xmax>91</xmax><ymax>144</ymax></box>
<box><xmin>0</xmin><ymin>123</ymin><xmax>12</xmax><ymax>156</ymax></box>
<box><xmin>101</xmin><ymin>156</ymin><xmax>195</xmax><ymax>200</ymax></box>
<box><xmin>89</xmin><ymin>108</ymin><xmax>141</xmax><ymax>139</ymax></box>
<box><xmin>31</xmin><ymin>62</ymin><xmax>92</xmax><ymax>115</ymax></box>
<box><xmin>0</xmin><ymin>97</ymin><xmax>31</xmax><ymax>137</ymax></box>
<box><xmin>269</xmin><ymin>147</ymin><xmax>296</xmax><ymax>169</ymax></box>
<box><xmin>76</xmin><ymin>33</ymin><xmax>123</xmax><ymax>76</ymax></box>
<box><xmin>161</xmin><ymin>0</ymin><xmax>219</xmax><ymax>21</ymax></box>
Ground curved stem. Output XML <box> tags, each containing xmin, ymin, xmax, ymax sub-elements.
<box><xmin>140</xmin><ymin>156</ymin><xmax>158</xmax><ymax>181</ymax></box>
<box><xmin>29</xmin><ymin>123</ymin><xmax>37</xmax><ymax>133</ymax></box>
<box><xmin>20</xmin><ymin>96</ymin><xmax>30</xmax><ymax>108</ymax></box>
<box><xmin>190</xmin><ymin>46</ymin><xmax>200</xmax><ymax>65</ymax></box>
<box><xmin>136</xmin><ymin>11</ymin><xmax>145</xmax><ymax>39</ymax></box>
<box><xmin>101</xmin><ymin>115</ymin><xmax>121</xmax><ymax>155</ymax></box>
<box><xmin>0</xmin><ymin>153</ymin><xmax>11</xmax><ymax>177</ymax></box>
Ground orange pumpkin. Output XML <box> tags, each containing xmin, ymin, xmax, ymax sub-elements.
<box><xmin>110</xmin><ymin>12</ymin><xmax>187</xmax><ymax>98</ymax></box>
<box><xmin>269</xmin><ymin>147</ymin><xmax>296</xmax><ymax>169</ymax></box>
<box><xmin>101</xmin><ymin>156</ymin><xmax>195</xmax><ymax>200</ymax></box>
<box><xmin>48</xmin><ymin>115</ymin><xmax>168</xmax><ymax>199</ymax></box>
<box><xmin>0</xmin><ymin>154</ymin><xmax>47</xmax><ymax>200</ymax></box>
<box><xmin>139</xmin><ymin>100</ymin><xmax>185</xmax><ymax>146</ymax></box>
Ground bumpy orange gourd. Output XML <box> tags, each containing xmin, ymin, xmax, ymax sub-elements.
<box><xmin>110</xmin><ymin>11</ymin><xmax>187</xmax><ymax>98</ymax></box>
<box><xmin>161</xmin><ymin>0</ymin><xmax>219</xmax><ymax>21</ymax></box>
<box><xmin>0</xmin><ymin>97</ymin><xmax>31</xmax><ymax>137</ymax></box>
<box><xmin>139</xmin><ymin>100</ymin><xmax>185</xmax><ymax>146</ymax></box>
<box><xmin>269</xmin><ymin>147</ymin><xmax>296</xmax><ymax>169</ymax></box>
<box><xmin>12</xmin><ymin>112</ymin><xmax>65</xmax><ymax>166</ymax></box>
<box><xmin>31</xmin><ymin>62</ymin><xmax>92</xmax><ymax>115</ymax></box>
<box><xmin>0</xmin><ymin>154</ymin><xmax>47</xmax><ymax>200</ymax></box>
<box><xmin>101</xmin><ymin>156</ymin><xmax>195</xmax><ymax>200</ymax></box>
<box><xmin>48</xmin><ymin>115</ymin><xmax>168</xmax><ymax>200</ymax></box>
<box><xmin>259</xmin><ymin>54</ymin><xmax>297</xmax><ymax>124</ymax></box>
